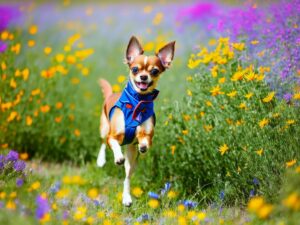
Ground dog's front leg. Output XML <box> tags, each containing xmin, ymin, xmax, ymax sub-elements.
<box><xmin>123</xmin><ymin>144</ymin><xmax>137</xmax><ymax>207</ymax></box>
<box><xmin>136</xmin><ymin>116</ymin><xmax>154</xmax><ymax>153</ymax></box>
<box><xmin>108</xmin><ymin>108</ymin><xmax>125</xmax><ymax>165</ymax></box>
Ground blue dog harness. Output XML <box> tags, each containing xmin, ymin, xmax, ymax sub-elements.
<box><xmin>109</xmin><ymin>81</ymin><xmax>159</xmax><ymax>146</ymax></box>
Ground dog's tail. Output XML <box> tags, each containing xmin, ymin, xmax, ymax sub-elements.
<box><xmin>98</xmin><ymin>79</ymin><xmax>113</xmax><ymax>100</ymax></box>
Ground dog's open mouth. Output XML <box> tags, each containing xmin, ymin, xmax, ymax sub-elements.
<box><xmin>135</xmin><ymin>81</ymin><xmax>153</xmax><ymax>91</ymax></box>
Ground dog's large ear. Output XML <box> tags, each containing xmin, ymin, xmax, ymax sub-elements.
<box><xmin>157</xmin><ymin>41</ymin><xmax>175</xmax><ymax>69</ymax></box>
<box><xmin>126</xmin><ymin>36</ymin><xmax>144</xmax><ymax>64</ymax></box>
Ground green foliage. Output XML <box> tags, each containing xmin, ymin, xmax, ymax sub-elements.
<box><xmin>143</xmin><ymin>39</ymin><xmax>300</xmax><ymax>204</ymax></box>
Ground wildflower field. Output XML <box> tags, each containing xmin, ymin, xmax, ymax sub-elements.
<box><xmin>1</xmin><ymin>0</ymin><xmax>300</xmax><ymax>224</ymax></box>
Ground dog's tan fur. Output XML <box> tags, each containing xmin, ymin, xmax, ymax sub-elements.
<box><xmin>97</xmin><ymin>36</ymin><xmax>175</xmax><ymax>206</ymax></box>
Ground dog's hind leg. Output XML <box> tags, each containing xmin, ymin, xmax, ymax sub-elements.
<box><xmin>97</xmin><ymin>109</ymin><xmax>109</xmax><ymax>167</ymax></box>
<box><xmin>122</xmin><ymin>144</ymin><xmax>138</xmax><ymax>207</ymax></box>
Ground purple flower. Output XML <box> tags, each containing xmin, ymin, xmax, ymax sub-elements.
<box><xmin>49</xmin><ymin>181</ymin><xmax>61</xmax><ymax>193</ymax></box>
<box><xmin>0</xmin><ymin>5</ymin><xmax>20</xmax><ymax>31</ymax></box>
<box><xmin>283</xmin><ymin>93</ymin><xmax>293</xmax><ymax>103</ymax></box>
<box><xmin>160</xmin><ymin>182</ymin><xmax>171</xmax><ymax>195</ymax></box>
<box><xmin>253</xmin><ymin>178</ymin><xmax>259</xmax><ymax>185</ymax></box>
<box><xmin>13</xmin><ymin>160</ymin><xmax>26</xmax><ymax>171</ymax></box>
<box><xmin>0</xmin><ymin>41</ymin><xmax>7</xmax><ymax>53</ymax></box>
<box><xmin>6</xmin><ymin>150</ymin><xmax>19</xmax><ymax>161</ymax></box>
<box><xmin>136</xmin><ymin>213</ymin><xmax>150</xmax><ymax>222</ymax></box>
<box><xmin>35</xmin><ymin>195</ymin><xmax>50</xmax><ymax>219</ymax></box>
<box><xmin>182</xmin><ymin>200</ymin><xmax>198</xmax><ymax>209</ymax></box>
<box><xmin>219</xmin><ymin>190</ymin><xmax>225</xmax><ymax>200</ymax></box>
<box><xmin>16</xmin><ymin>178</ymin><xmax>24</xmax><ymax>187</ymax></box>
<box><xmin>148</xmin><ymin>192</ymin><xmax>160</xmax><ymax>199</ymax></box>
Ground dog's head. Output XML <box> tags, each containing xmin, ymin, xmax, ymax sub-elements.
<box><xmin>125</xmin><ymin>36</ymin><xmax>175</xmax><ymax>94</ymax></box>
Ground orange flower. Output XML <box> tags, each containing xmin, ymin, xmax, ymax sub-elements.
<box><xmin>56</xmin><ymin>102</ymin><xmax>63</xmax><ymax>109</ymax></box>
<box><xmin>40</xmin><ymin>105</ymin><xmax>50</xmax><ymax>113</ymax></box>
<box><xmin>26</xmin><ymin>116</ymin><xmax>33</xmax><ymax>126</ymax></box>
<box><xmin>29</xmin><ymin>25</ymin><xmax>38</xmax><ymax>35</ymax></box>
<box><xmin>55</xmin><ymin>116</ymin><xmax>62</xmax><ymax>123</ymax></box>
<box><xmin>20</xmin><ymin>153</ymin><xmax>29</xmax><ymax>160</ymax></box>
<box><xmin>74</xmin><ymin>129</ymin><xmax>81</xmax><ymax>137</ymax></box>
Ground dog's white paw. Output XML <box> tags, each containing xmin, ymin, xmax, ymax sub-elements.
<box><xmin>122</xmin><ymin>193</ymin><xmax>132</xmax><ymax>207</ymax></box>
<box><xmin>97</xmin><ymin>144</ymin><xmax>106</xmax><ymax>167</ymax></box>
<box><xmin>114</xmin><ymin>155</ymin><xmax>125</xmax><ymax>165</ymax></box>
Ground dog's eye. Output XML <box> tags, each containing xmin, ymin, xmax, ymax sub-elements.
<box><xmin>131</xmin><ymin>67</ymin><xmax>139</xmax><ymax>75</ymax></box>
<box><xmin>150</xmin><ymin>68</ymin><xmax>159</xmax><ymax>76</ymax></box>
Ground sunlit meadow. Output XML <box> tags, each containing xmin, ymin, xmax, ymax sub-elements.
<box><xmin>1</xmin><ymin>0</ymin><xmax>300</xmax><ymax>225</ymax></box>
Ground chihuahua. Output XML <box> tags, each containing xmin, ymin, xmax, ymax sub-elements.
<box><xmin>97</xmin><ymin>36</ymin><xmax>175</xmax><ymax>206</ymax></box>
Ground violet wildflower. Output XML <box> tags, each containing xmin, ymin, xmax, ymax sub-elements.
<box><xmin>6</xmin><ymin>150</ymin><xmax>19</xmax><ymax>162</ymax></box>
<box><xmin>148</xmin><ymin>192</ymin><xmax>160</xmax><ymax>199</ymax></box>
<box><xmin>136</xmin><ymin>213</ymin><xmax>150</xmax><ymax>222</ymax></box>
<box><xmin>35</xmin><ymin>195</ymin><xmax>50</xmax><ymax>220</ymax></box>
<box><xmin>13</xmin><ymin>160</ymin><xmax>26</xmax><ymax>172</ymax></box>
<box><xmin>0</xmin><ymin>41</ymin><xmax>7</xmax><ymax>53</ymax></box>
<box><xmin>283</xmin><ymin>93</ymin><xmax>293</xmax><ymax>103</ymax></box>
<box><xmin>253</xmin><ymin>178</ymin><xmax>259</xmax><ymax>185</ymax></box>
<box><xmin>182</xmin><ymin>200</ymin><xmax>198</xmax><ymax>209</ymax></box>
<box><xmin>219</xmin><ymin>190</ymin><xmax>225</xmax><ymax>200</ymax></box>
<box><xmin>16</xmin><ymin>178</ymin><xmax>24</xmax><ymax>187</ymax></box>
<box><xmin>49</xmin><ymin>181</ymin><xmax>61</xmax><ymax>194</ymax></box>
<box><xmin>160</xmin><ymin>182</ymin><xmax>171</xmax><ymax>195</ymax></box>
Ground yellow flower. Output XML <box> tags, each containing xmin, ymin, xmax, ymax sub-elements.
<box><xmin>7</xmin><ymin>111</ymin><xmax>18</xmax><ymax>122</ymax></box>
<box><xmin>283</xmin><ymin>192</ymin><xmax>300</xmax><ymax>211</ymax></box>
<box><xmin>245</xmin><ymin>71</ymin><xmax>256</xmax><ymax>81</ymax></box>
<box><xmin>167</xmin><ymin>190</ymin><xmax>177</xmax><ymax>199</ymax></box>
<box><xmin>286</xmin><ymin>119</ymin><xmax>295</xmax><ymax>125</ymax></box>
<box><xmin>231</xmin><ymin>71</ymin><xmax>243</xmax><ymax>81</ymax></box>
<box><xmin>74</xmin><ymin>206</ymin><xmax>87</xmax><ymax>221</ymax></box>
<box><xmin>210</xmin><ymin>65</ymin><xmax>218</xmax><ymax>77</ymax></box>
<box><xmin>29</xmin><ymin>25</ymin><xmax>38</xmax><ymax>35</ymax></box>
<box><xmin>163</xmin><ymin>210</ymin><xmax>176</xmax><ymax>218</ymax></box>
<box><xmin>186</xmin><ymin>89</ymin><xmax>192</xmax><ymax>96</ymax></box>
<box><xmin>1</xmin><ymin>30</ymin><xmax>9</xmax><ymax>40</ymax></box>
<box><xmin>28</xmin><ymin>40</ymin><xmax>35</xmax><ymax>47</ymax></box>
<box><xmin>203</xmin><ymin>124</ymin><xmax>213</xmax><ymax>132</ymax></box>
<box><xmin>262</xmin><ymin>92</ymin><xmax>275</xmax><ymax>103</ymax></box>
<box><xmin>132</xmin><ymin>187</ymin><xmax>143</xmax><ymax>198</ymax></box>
<box><xmin>97</xmin><ymin>211</ymin><xmax>105</xmax><ymax>219</ymax></box>
<box><xmin>152</xmin><ymin>12</ymin><xmax>163</xmax><ymax>25</ymax></box>
<box><xmin>218</xmin><ymin>77</ymin><xmax>226</xmax><ymax>84</ymax></box>
<box><xmin>206</xmin><ymin>101</ymin><xmax>212</xmax><ymax>107</ymax></box>
<box><xmin>293</xmin><ymin>92</ymin><xmax>300</xmax><ymax>100</ymax></box>
<box><xmin>197</xmin><ymin>212</ymin><xmax>206</xmax><ymax>221</ymax></box>
<box><xmin>248</xmin><ymin>196</ymin><xmax>265</xmax><ymax>213</ymax></box>
<box><xmin>55</xmin><ymin>54</ymin><xmax>65</xmax><ymax>62</ymax></box>
<box><xmin>219</xmin><ymin>144</ymin><xmax>229</xmax><ymax>155</ymax></box>
<box><xmin>88</xmin><ymin>188</ymin><xmax>99</xmax><ymax>199</ymax></box>
<box><xmin>56</xmin><ymin>189</ymin><xmax>70</xmax><ymax>199</ymax></box>
<box><xmin>257</xmin><ymin>204</ymin><xmax>273</xmax><ymax>219</ymax></box>
<box><xmin>40</xmin><ymin>105</ymin><xmax>50</xmax><ymax>113</ymax></box>
<box><xmin>0</xmin><ymin>192</ymin><xmax>6</xmax><ymax>199</ymax></box>
<box><xmin>245</xmin><ymin>92</ymin><xmax>253</xmax><ymax>99</ymax></box>
<box><xmin>178</xmin><ymin>216</ymin><xmax>187</xmax><ymax>225</ymax></box>
<box><xmin>9</xmin><ymin>192</ymin><xmax>17</xmax><ymax>199</ymax></box>
<box><xmin>40</xmin><ymin>213</ymin><xmax>51</xmax><ymax>223</ymax></box>
<box><xmin>227</xmin><ymin>90</ymin><xmax>237</xmax><ymax>98</ymax></box>
<box><xmin>177</xmin><ymin>204</ymin><xmax>185</xmax><ymax>212</ymax></box>
<box><xmin>71</xmin><ymin>77</ymin><xmax>80</xmax><ymax>84</ymax></box>
<box><xmin>143</xmin><ymin>42</ymin><xmax>154</xmax><ymax>52</ymax></box>
<box><xmin>44</xmin><ymin>47</ymin><xmax>52</xmax><ymax>55</ymax></box>
<box><xmin>26</xmin><ymin>116</ymin><xmax>33</xmax><ymax>126</ymax></box>
<box><xmin>86</xmin><ymin>217</ymin><xmax>94</xmax><ymax>225</ymax></box>
<box><xmin>259</xmin><ymin>118</ymin><xmax>269</xmax><ymax>128</ymax></box>
<box><xmin>186</xmin><ymin>75</ymin><xmax>193</xmax><ymax>81</ymax></box>
<box><xmin>67</xmin><ymin>55</ymin><xmax>77</xmax><ymax>64</ymax></box>
<box><xmin>239</xmin><ymin>102</ymin><xmax>247</xmax><ymax>109</ymax></box>
<box><xmin>210</xmin><ymin>85</ymin><xmax>224</xmax><ymax>96</ymax></box>
<box><xmin>22</xmin><ymin>68</ymin><xmax>29</xmax><ymax>80</ymax></box>
<box><xmin>188</xmin><ymin>58</ymin><xmax>201</xmax><ymax>69</ymax></box>
<box><xmin>68</xmin><ymin>33</ymin><xmax>81</xmax><ymax>46</ymax></box>
<box><xmin>20</xmin><ymin>153</ymin><xmax>29</xmax><ymax>160</ymax></box>
<box><xmin>82</xmin><ymin>67</ymin><xmax>89</xmax><ymax>76</ymax></box>
<box><xmin>10</xmin><ymin>78</ymin><xmax>17</xmax><ymax>89</ymax></box>
<box><xmin>31</xmin><ymin>181</ymin><xmax>41</xmax><ymax>190</ymax></box>
<box><xmin>148</xmin><ymin>199</ymin><xmax>159</xmax><ymax>209</ymax></box>
<box><xmin>286</xmin><ymin>159</ymin><xmax>296</xmax><ymax>168</ymax></box>
<box><xmin>170</xmin><ymin>145</ymin><xmax>176</xmax><ymax>155</ymax></box>
<box><xmin>208</xmin><ymin>39</ymin><xmax>216</xmax><ymax>46</ymax></box>
<box><xmin>6</xmin><ymin>201</ymin><xmax>16</xmax><ymax>210</ymax></box>
<box><xmin>56</xmin><ymin>102</ymin><xmax>63</xmax><ymax>109</ymax></box>
<box><xmin>112</xmin><ymin>84</ymin><xmax>121</xmax><ymax>93</ymax></box>
<box><xmin>232</xmin><ymin>42</ymin><xmax>245</xmax><ymax>51</ymax></box>
<box><xmin>256</xmin><ymin>149</ymin><xmax>263</xmax><ymax>156</ymax></box>
<box><xmin>11</xmin><ymin>43</ymin><xmax>21</xmax><ymax>54</ymax></box>
<box><xmin>117</xmin><ymin>75</ymin><xmax>126</xmax><ymax>83</ymax></box>
<box><xmin>74</xmin><ymin>129</ymin><xmax>81</xmax><ymax>137</ymax></box>
<box><xmin>182</xmin><ymin>130</ymin><xmax>188</xmax><ymax>135</ymax></box>
<box><xmin>251</xmin><ymin>40</ymin><xmax>259</xmax><ymax>45</ymax></box>
<box><xmin>143</xmin><ymin>5</ymin><xmax>152</xmax><ymax>14</ymax></box>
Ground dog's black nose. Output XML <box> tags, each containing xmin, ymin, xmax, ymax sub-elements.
<box><xmin>139</xmin><ymin>145</ymin><xmax>147</xmax><ymax>153</ymax></box>
<box><xmin>140</xmin><ymin>75</ymin><xmax>148</xmax><ymax>81</ymax></box>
